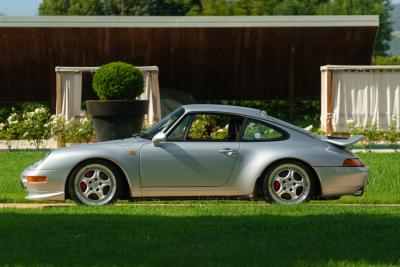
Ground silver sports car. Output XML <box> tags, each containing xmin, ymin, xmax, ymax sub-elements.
<box><xmin>21</xmin><ymin>104</ymin><xmax>368</xmax><ymax>205</ymax></box>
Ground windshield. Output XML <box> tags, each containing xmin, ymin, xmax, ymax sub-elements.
<box><xmin>142</xmin><ymin>107</ymin><xmax>185</xmax><ymax>139</ymax></box>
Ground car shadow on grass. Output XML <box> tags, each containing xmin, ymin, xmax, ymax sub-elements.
<box><xmin>0</xmin><ymin>212</ymin><xmax>398</xmax><ymax>266</ymax></box>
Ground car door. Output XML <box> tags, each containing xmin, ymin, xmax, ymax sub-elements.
<box><xmin>140</xmin><ymin>113</ymin><xmax>244</xmax><ymax>187</ymax></box>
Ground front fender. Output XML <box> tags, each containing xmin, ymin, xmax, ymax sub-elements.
<box><xmin>37</xmin><ymin>143</ymin><xmax>143</xmax><ymax>196</ymax></box>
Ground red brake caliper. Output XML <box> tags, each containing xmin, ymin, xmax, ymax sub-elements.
<box><xmin>80</xmin><ymin>171</ymin><xmax>93</xmax><ymax>192</ymax></box>
<box><xmin>84</xmin><ymin>171</ymin><xmax>94</xmax><ymax>178</ymax></box>
<box><xmin>80</xmin><ymin>182</ymin><xmax>87</xmax><ymax>191</ymax></box>
<box><xmin>273</xmin><ymin>180</ymin><xmax>281</xmax><ymax>192</ymax></box>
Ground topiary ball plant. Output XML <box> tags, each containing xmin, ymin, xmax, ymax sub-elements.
<box><xmin>92</xmin><ymin>62</ymin><xmax>144</xmax><ymax>100</ymax></box>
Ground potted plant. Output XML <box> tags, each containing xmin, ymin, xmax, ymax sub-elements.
<box><xmin>86</xmin><ymin>62</ymin><xmax>148</xmax><ymax>141</ymax></box>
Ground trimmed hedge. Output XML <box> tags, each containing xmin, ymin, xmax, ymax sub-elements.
<box><xmin>92</xmin><ymin>62</ymin><xmax>144</xmax><ymax>100</ymax></box>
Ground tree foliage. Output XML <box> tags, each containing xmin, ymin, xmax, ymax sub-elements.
<box><xmin>187</xmin><ymin>0</ymin><xmax>329</xmax><ymax>15</ymax></box>
<box><xmin>316</xmin><ymin>0</ymin><xmax>392</xmax><ymax>55</ymax></box>
<box><xmin>188</xmin><ymin>0</ymin><xmax>392</xmax><ymax>54</ymax></box>
<box><xmin>39</xmin><ymin>0</ymin><xmax>392</xmax><ymax>54</ymax></box>
<box><xmin>372</xmin><ymin>55</ymin><xmax>400</xmax><ymax>65</ymax></box>
<box><xmin>39</xmin><ymin>0</ymin><xmax>199</xmax><ymax>15</ymax></box>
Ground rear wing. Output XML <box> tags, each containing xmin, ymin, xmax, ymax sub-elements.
<box><xmin>322</xmin><ymin>135</ymin><xmax>364</xmax><ymax>148</ymax></box>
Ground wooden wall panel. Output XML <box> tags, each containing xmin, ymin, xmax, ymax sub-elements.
<box><xmin>0</xmin><ymin>26</ymin><xmax>376</xmax><ymax>105</ymax></box>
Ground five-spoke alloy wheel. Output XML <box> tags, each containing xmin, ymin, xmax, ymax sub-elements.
<box><xmin>69</xmin><ymin>160</ymin><xmax>122</xmax><ymax>205</ymax></box>
<box><xmin>263</xmin><ymin>161</ymin><xmax>314</xmax><ymax>204</ymax></box>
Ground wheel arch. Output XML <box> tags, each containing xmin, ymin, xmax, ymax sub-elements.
<box><xmin>253</xmin><ymin>158</ymin><xmax>322</xmax><ymax>199</ymax></box>
<box><xmin>64</xmin><ymin>157</ymin><xmax>132</xmax><ymax>200</ymax></box>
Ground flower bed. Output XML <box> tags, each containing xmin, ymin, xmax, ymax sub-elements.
<box><xmin>0</xmin><ymin>105</ymin><xmax>93</xmax><ymax>150</ymax></box>
<box><xmin>346</xmin><ymin>117</ymin><xmax>400</xmax><ymax>152</ymax></box>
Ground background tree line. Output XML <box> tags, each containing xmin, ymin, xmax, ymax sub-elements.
<box><xmin>39</xmin><ymin>0</ymin><xmax>392</xmax><ymax>55</ymax></box>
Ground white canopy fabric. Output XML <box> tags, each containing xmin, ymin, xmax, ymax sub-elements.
<box><xmin>138</xmin><ymin>70</ymin><xmax>161</xmax><ymax>124</ymax></box>
<box><xmin>56</xmin><ymin>66</ymin><xmax>161</xmax><ymax>125</ymax></box>
<box><xmin>321</xmin><ymin>67</ymin><xmax>400</xmax><ymax>133</ymax></box>
<box><xmin>61</xmin><ymin>72</ymin><xmax>82</xmax><ymax>120</ymax></box>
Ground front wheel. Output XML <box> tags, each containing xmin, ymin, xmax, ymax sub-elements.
<box><xmin>263</xmin><ymin>161</ymin><xmax>314</xmax><ymax>204</ymax></box>
<box><xmin>69</xmin><ymin>160</ymin><xmax>121</xmax><ymax>205</ymax></box>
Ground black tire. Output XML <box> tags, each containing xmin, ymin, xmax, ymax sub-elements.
<box><xmin>263</xmin><ymin>160</ymin><xmax>315</xmax><ymax>204</ymax></box>
<box><xmin>68</xmin><ymin>159</ymin><xmax>125</xmax><ymax>205</ymax></box>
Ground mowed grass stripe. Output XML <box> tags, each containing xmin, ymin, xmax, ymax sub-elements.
<box><xmin>0</xmin><ymin>151</ymin><xmax>399</xmax><ymax>203</ymax></box>
<box><xmin>0</xmin><ymin>205</ymin><xmax>399</xmax><ymax>266</ymax></box>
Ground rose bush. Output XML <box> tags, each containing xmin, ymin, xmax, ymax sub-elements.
<box><xmin>0</xmin><ymin>109</ymin><xmax>22</xmax><ymax>150</ymax></box>
<box><xmin>20</xmin><ymin>106</ymin><xmax>51</xmax><ymax>149</ymax></box>
<box><xmin>50</xmin><ymin>115</ymin><xmax>94</xmax><ymax>146</ymax></box>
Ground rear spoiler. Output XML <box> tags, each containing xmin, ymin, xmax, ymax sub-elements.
<box><xmin>322</xmin><ymin>135</ymin><xmax>364</xmax><ymax>148</ymax></box>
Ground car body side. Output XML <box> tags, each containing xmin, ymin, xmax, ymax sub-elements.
<box><xmin>21</xmin><ymin>105</ymin><xmax>368</xmax><ymax>201</ymax></box>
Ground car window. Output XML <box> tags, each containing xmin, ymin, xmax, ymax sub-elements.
<box><xmin>167</xmin><ymin>115</ymin><xmax>193</xmax><ymax>141</ymax></box>
<box><xmin>242</xmin><ymin>119</ymin><xmax>284</xmax><ymax>141</ymax></box>
<box><xmin>143</xmin><ymin>107</ymin><xmax>184</xmax><ymax>138</ymax></box>
<box><xmin>186</xmin><ymin>113</ymin><xmax>243</xmax><ymax>141</ymax></box>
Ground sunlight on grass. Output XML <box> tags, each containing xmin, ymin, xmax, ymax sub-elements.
<box><xmin>0</xmin><ymin>151</ymin><xmax>399</xmax><ymax>204</ymax></box>
<box><xmin>0</xmin><ymin>151</ymin><xmax>46</xmax><ymax>202</ymax></box>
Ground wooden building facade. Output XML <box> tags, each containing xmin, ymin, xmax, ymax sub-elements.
<box><xmin>0</xmin><ymin>16</ymin><xmax>378</xmax><ymax>106</ymax></box>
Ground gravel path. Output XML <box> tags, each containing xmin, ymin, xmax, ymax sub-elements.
<box><xmin>0</xmin><ymin>138</ymin><xmax>57</xmax><ymax>150</ymax></box>
<box><xmin>0</xmin><ymin>203</ymin><xmax>74</xmax><ymax>209</ymax></box>
<box><xmin>1</xmin><ymin>202</ymin><xmax>400</xmax><ymax>209</ymax></box>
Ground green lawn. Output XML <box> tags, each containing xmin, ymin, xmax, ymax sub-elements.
<box><xmin>1</xmin><ymin>152</ymin><xmax>400</xmax><ymax>266</ymax></box>
<box><xmin>327</xmin><ymin>153</ymin><xmax>400</xmax><ymax>204</ymax></box>
<box><xmin>0</xmin><ymin>151</ymin><xmax>399</xmax><ymax>203</ymax></box>
<box><xmin>0</xmin><ymin>205</ymin><xmax>399</xmax><ymax>266</ymax></box>
<box><xmin>0</xmin><ymin>151</ymin><xmax>47</xmax><ymax>202</ymax></box>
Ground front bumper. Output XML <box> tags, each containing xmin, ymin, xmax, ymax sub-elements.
<box><xmin>314</xmin><ymin>166</ymin><xmax>368</xmax><ymax>197</ymax></box>
<box><xmin>20</xmin><ymin>168</ymin><xmax>70</xmax><ymax>201</ymax></box>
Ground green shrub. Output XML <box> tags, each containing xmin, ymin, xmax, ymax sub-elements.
<box><xmin>293</xmin><ymin>100</ymin><xmax>320</xmax><ymax>128</ymax></box>
<box><xmin>50</xmin><ymin>115</ymin><xmax>94</xmax><ymax>146</ymax></box>
<box><xmin>0</xmin><ymin>102</ymin><xmax>50</xmax><ymax>123</ymax></box>
<box><xmin>0</xmin><ymin>105</ymin><xmax>51</xmax><ymax>150</ymax></box>
<box><xmin>0</xmin><ymin>106</ymin><xmax>12</xmax><ymax>123</ymax></box>
<box><xmin>372</xmin><ymin>56</ymin><xmax>400</xmax><ymax>65</ymax></box>
<box><xmin>383</xmin><ymin>116</ymin><xmax>400</xmax><ymax>152</ymax></box>
<box><xmin>217</xmin><ymin>100</ymin><xmax>289</xmax><ymax>120</ymax></box>
<box><xmin>0</xmin><ymin>108</ymin><xmax>20</xmax><ymax>150</ymax></box>
<box><xmin>204</xmin><ymin>99</ymin><xmax>320</xmax><ymax>128</ymax></box>
<box><xmin>347</xmin><ymin>120</ymin><xmax>385</xmax><ymax>153</ymax></box>
<box><xmin>92</xmin><ymin>62</ymin><xmax>144</xmax><ymax>100</ymax></box>
<box><xmin>65</xmin><ymin>117</ymin><xmax>94</xmax><ymax>145</ymax></box>
<box><xmin>20</xmin><ymin>106</ymin><xmax>52</xmax><ymax>149</ymax></box>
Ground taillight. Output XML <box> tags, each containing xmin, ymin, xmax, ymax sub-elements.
<box><xmin>343</xmin><ymin>158</ymin><xmax>364</xmax><ymax>167</ymax></box>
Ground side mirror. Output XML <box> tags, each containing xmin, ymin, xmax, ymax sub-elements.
<box><xmin>152</xmin><ymin>132</ymin><xmax>166</xmax><ymax>147</ymax></box>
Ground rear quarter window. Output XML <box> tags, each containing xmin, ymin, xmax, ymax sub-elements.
<box><xmin>241</xmin><ymin>119</ymin><xmax>289</xmax><ymax>141</ymax></box>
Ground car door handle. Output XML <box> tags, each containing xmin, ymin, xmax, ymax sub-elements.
<box><xmin>218</xmin><ymin>148</ymin><xmax>238</xmax><ymax>156</ymax></box>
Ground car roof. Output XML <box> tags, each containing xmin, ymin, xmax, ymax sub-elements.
<box><xmin>181</xmin><ymin>104</ymin><xmax>319</xmax><ymax>139</ymax></box>
<box><xmin>181</xmin><ymin>104</ymin><xmax>263</xmax><ymax>118</ymax></box>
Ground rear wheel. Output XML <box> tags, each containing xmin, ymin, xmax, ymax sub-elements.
<box><xmin>263</xmin><ymin>161</ymin><xmax>314</xmax><ymax>204</ymax></box>
<box><xmin>69</xmin><ymin>160</ymin><xmax>122</xmax><ymax>205</ymax></box>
